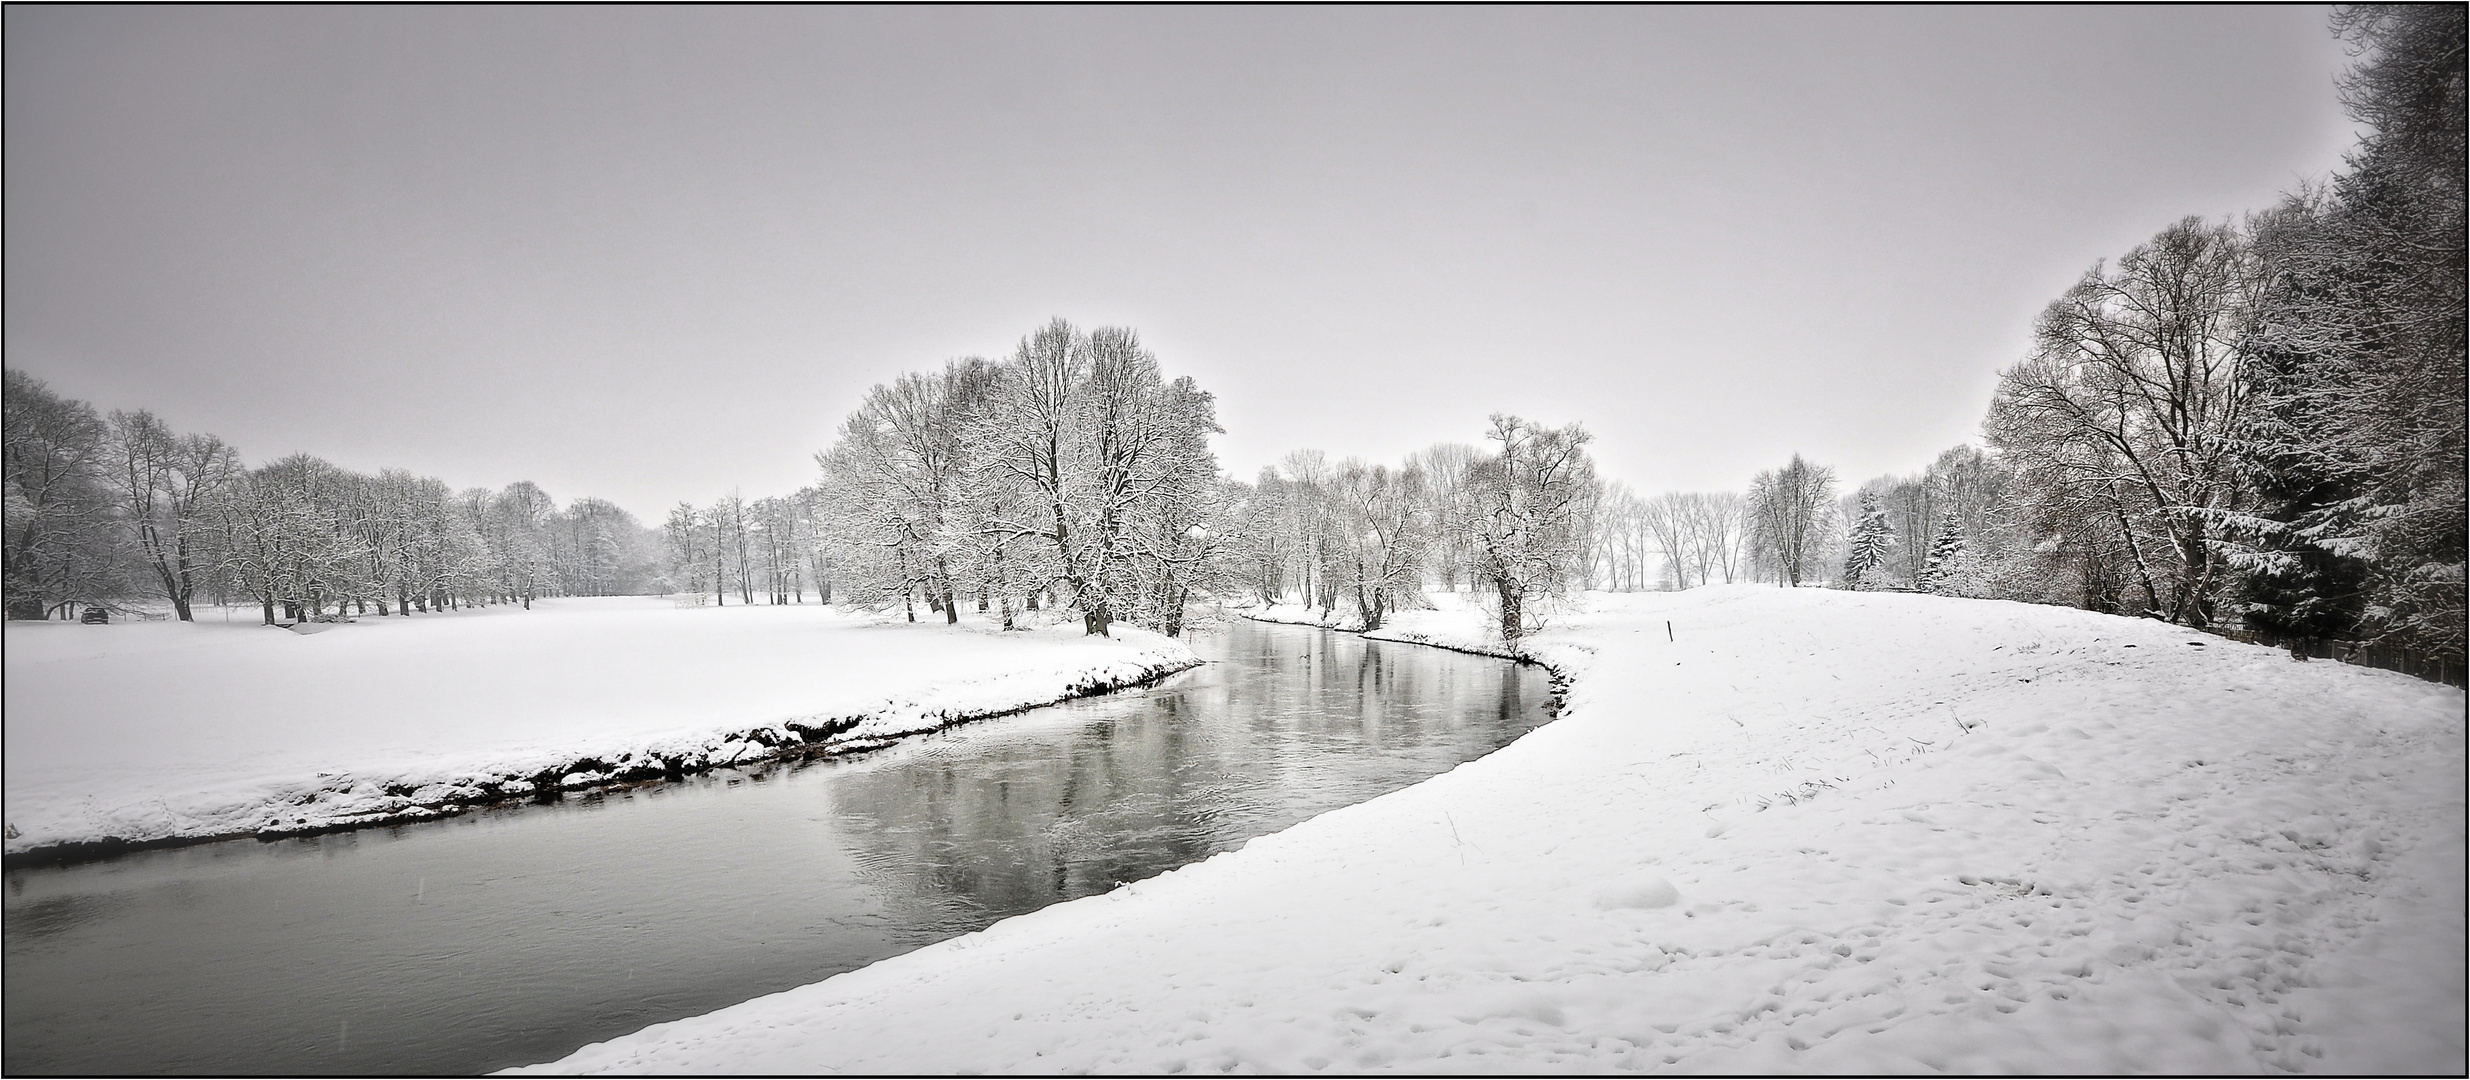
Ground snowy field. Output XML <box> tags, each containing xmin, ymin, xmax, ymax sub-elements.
<box><xmin>523</xmin><ymin>586</ymin><xmax>2464</xmax><ymax>1075</ymax></box>
<box><xmin>2</xmin><ymin>598</ymin><xmax>1197</xmax><ymax>857</ymax></box>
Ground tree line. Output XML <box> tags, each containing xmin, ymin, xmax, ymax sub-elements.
<box><xmin>1222</xmin><ymin>415</ymin><xmax>1601</xmax><ymax>643</ymax></box>
<box><xmin>1738</xmin><ymin>7</ymin><xmax>2461</xmax><ymax>679</ymax></box>
<box><xmin>631</xmin><ymin>324</ymin><xmax>1615</xmax><ymax>648</ymax></box>
<box><xmin>4</xmin><ymin>370</ymin><xmax>663</xmax><ymax>623</ymax></box>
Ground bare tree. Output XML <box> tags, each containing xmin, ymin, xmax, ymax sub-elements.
<box><xmin>1679</xmin><ymin>491</ymin><xmax>1747</xmax><ymax>585</ymax></box>
<box><xmin>1986</xmin><ymin>217</ymin><xmax>2258</xmax><ymax>627</ymax></box>
<box><xmin>1409</xmin><ymin>443</ymin><xmax>1480</xmax><ymax>593</ymax></box>
<box><xmin>104</xmin><ymin>410</ymin><xmax>239</xmax><ymax>620</ymax></box>
<box><xmin>664</xmin><ymin>502</ymin><xmax>709</xmax><ymax>601</ymax></box>
<box><xmin>1465</xmin><ymin>415</ymin><xmax>1600</xmax><ymax>643</ymax></box>
<box><xmin>1329</xmin><ymin>458</ymin><xmax>1432</xmax><ymax>630</ymax></box>
<box><xmin>1640</xmin><ymin>492</ymin><xmax>1692</xmax><ymax>589</ymax></box>
<box><xmin>1277</xmin><ymin>449</ymin><xmax>1337</xmax><ymax>611</ymax></box>
<box><xmin>811</xmin><ymin>318</ymin><xmax>1221</xmax><ymax>636</ymax></box>
<box><xmin>977</xmin><ymin>319</ymin><xmax>1089</xmax><ymax>627</ymax></box>
<box><xmin>1230</xmin><ymin>470</ymin><xmax>1290</xmax><ymax>605</ymax></box>
<box><xmin>1748</xmin><ymin>455</ymin><xmax>1838</xmax><ymax>587</ymax></box>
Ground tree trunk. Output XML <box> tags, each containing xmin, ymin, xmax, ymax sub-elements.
<box><xmin>1164</xmin><ymin>586</ymin><xmax>1188</xmax><ymax>637</ymax></box>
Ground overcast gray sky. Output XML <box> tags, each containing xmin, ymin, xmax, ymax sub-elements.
<box><xmin>6</xmin><ymin>7</ymin><xmax>2359</xmax><ymax>519</ymax></box>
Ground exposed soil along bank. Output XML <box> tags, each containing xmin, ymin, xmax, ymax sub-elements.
<box><xmin>2</xmin><ymin>654</ymin><xmax>1199</xmax><ymax>871</ymax></box>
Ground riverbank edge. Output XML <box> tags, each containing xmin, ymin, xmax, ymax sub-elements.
<box><xmin>2</xmin><ymin>651</ymin><xmax>1204</xmax><ymax>871</ymax></box>
<box><xmin>1230</xmin><ymin>604</ymin><xmax>1576</xmax><ymax>713</ymax></box>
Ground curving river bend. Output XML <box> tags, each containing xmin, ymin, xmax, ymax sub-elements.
<box><xmin>2</xmin><ymin>619</ymin><xmax>1552</xmax><ymax>1075</ymax></box>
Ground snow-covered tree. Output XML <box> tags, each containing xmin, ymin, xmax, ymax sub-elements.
<box><xmin>1465</xmin><ymin>415</ymin><xmax>1600</xmax><ymax>643</ymax></box>
<box><xmin>1274</xmin><ymin>449</ymin><xmax>1339</xmax><ymax>612</ymax></box>
<box><xmin>1917</xmin><ymin>511</ymin><xmax>1968</xmax><ymax>595</ymax></box>
<box><xmin>2228</xmin><ymin>4</ymin><xmax>2464</xmax><ymax>665</ymax></box>
<box><xmin>104</xmin><ymin>409</ymin><xmax>239</xmax><ymax>621</ymax></box>
<box><xmin>1226</xmin><ymin>471</ymin><xmax>1290</xmax><ymax>605</ymax></box>
<box><xmin>1986</xmin><ymin>217</ymin><xmax>2259</xmax><ymax>627</ymax></box>
<box><xmin>1589</xmin><ymin>484</ymin><xmax>1649</xmax><ymax>592</ymax></box>
<box><xmin>1329</xmin><ymin>458</ymin><xmax>1432</xmax><ymax>630</ymax></box>
<box><xmin>1840</xmin><ymin>492</ymin><xmax>1894</xmax><ymax>591</ymax></box>
<box><xmin>1409</xmin><ymin>443</ymin><xmax>1480</xmax><ymax>594</ymax></box>
<box><xmin>4</xmin><ymin>371</ymin><xmax>124</xmax><ymax>619</ymax></box>
<box><xmin>1638</xmin><ymin>491</ymin><xmax>1691</xmax><ymax>590</ymax></box>
<box><xmin>489</xmin><ymin>481</ymin><xmax>559</xmax><ymax>609</ymax></box>
<box><xmin>663</xmin><ymin>502</ymin><xmax>709</xmax><ymax>601</ymax></box>
<box><xmin>554</xmin><ymin>497</ymin><xmax>659</xmax><ymax>598</ymax></box>
<box><xmin>1679</xmin><ymin>491</ymin><xmax>1747</xmax><ymax>586</ymax></box>
<box><xmin>818</xmin><ymin>368</ymin><xmax>972</xmax><ymax>621</ymax></box>
<box><xmin>1748</xmin><ymin>455</ymin><xmax>1837</xmax><ymax>587</ymax></box>
<box><xmin>812</xmin><ymin>319</ymin><xmax>1222</xmax><ymax>636</ymax></box>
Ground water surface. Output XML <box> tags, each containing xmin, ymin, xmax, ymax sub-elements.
<box><xmin>3</xmin><ymin>619</ymin><xmax>1550</xmax><ymax>1075</ymax></box>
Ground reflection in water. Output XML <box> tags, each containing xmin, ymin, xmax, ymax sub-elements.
<box><xmin>2</xmin><ymin>620</ymin><xmax>1550</xmax><ymax>1076</ymax></box>
<box><xmin>7</xmin><ymin>892</ymin><xmax>129</xmax><ymax>940</ymax></box>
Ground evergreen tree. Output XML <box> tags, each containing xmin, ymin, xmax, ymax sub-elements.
<box><xmin>1840</xmin><ymin>492</ymin><xmax>1894</xmax><ymax>591</ymax></box>
<box><xmin>1919</xmin><ymin>511</ymin><xmax>1966</xmax><ymax>594</ymax></box>
<box><xmin>2233</xmin><ymin>4</ymin><xmax>2464</xmax><ymax>663</ymax></box>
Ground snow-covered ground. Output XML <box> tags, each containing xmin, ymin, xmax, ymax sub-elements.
<box><xmin>522</xmin><ymin>586</ymin><xmax>2464</xmax><ymax>1075</ymax></box>
<box><xmin>3</xmin><ymin>598</ymin><xmax>1197</xmax><ymax>857</ymax></box>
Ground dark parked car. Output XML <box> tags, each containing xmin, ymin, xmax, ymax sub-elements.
<box><xmin>79</xmin><ymin>606</ymin><xmax>109</xmax><ymax>624</ymax></box>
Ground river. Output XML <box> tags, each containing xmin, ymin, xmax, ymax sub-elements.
<box><xmin>2</xmin><ymin>618</ymin><xmax>1551</xmax><ymax>1075</ymax></box>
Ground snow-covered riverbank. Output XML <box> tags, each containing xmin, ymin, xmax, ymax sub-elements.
<box><xmin>2</xmin><ymin>598</ymin><xmax>1198</xmax><ymax>860</ymax></box>
<box><xmin>523</xmin><ymin>586</ymin><xmax>2464</xmax><ymax>1075</ymax></box>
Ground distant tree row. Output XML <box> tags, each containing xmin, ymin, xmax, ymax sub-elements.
<box><xmin>1594</xmin><ymin>488</ymin><xmax>1746</xmax><ymax>592</ymax></box>
<box><xmin>660</xmin><ymin>491</ymin><xmax>823</xmax><ymax>609</ymax></box>
<box><xmin>3</xmin><ymin>370</ymin><xmax>662</xmax><ymax>623</ymax></box>
<box><xmin>1226</xmin><ymin>415</ymin><xmax>1602</xmax><ymax>643</ymax></box>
